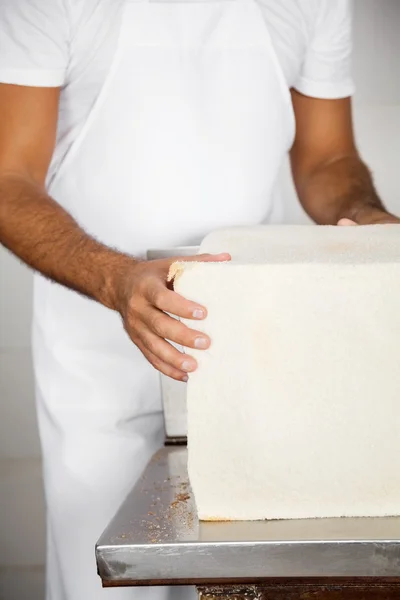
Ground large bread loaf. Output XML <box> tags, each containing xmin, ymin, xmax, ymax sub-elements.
<box><xmin>173</xmin><ymin>225</ymin><xmax>400</xmax><ymax>521</ymax></box>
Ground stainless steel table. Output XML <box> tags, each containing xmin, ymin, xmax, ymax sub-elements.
<box><xmin>96</xmin><ymin>446</ymin><xmax>400</xmax><ymax>597</ymax></box>
<box><xmin>96</xmin><ymin>246</ymin><xmax>400</xmax><ymax>598</ymax></box>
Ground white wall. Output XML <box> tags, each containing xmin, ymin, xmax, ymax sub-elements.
<box><xmin>1</xmin><ymin>2</ymin><xmax>400</xmax><ymax>599</ymax></box>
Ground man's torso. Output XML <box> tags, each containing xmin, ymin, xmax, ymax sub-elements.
<box><xmin>49</xmin><ymin>0</ymin><xmax>315</xmax><ymax>184</ymax></box>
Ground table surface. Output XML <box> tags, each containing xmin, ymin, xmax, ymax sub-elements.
<box><xmin>96</xmin><ymin>447</ymin><xmax>400</xmax><ymax>587</ymax></box>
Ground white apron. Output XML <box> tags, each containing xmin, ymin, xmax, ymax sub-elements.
<box><xmin>32</xmin><ymin>0</ymin><xmax>295</xmax><ymax>597</ymax></box>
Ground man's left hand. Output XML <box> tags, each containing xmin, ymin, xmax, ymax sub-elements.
<box><xmin>338</xmin><ymin>210</ymin><xmax>400</xmax><ymax>226</ymax></box>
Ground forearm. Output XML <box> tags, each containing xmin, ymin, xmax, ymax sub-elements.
<box><xmin>297</xmin><ymin>155</ymin><xmax>396</xmax><ymax>225</ymax></box>
<box><xmin>0</xmin><ymin>172</ymin><xmax>134</xmax><ymax>310</ymax></box>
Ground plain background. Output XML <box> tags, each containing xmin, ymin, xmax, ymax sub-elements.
<box><xmin>1</xmin><ymin>1</ymin><xmax>400</xmax><ymax>598</ymax></box>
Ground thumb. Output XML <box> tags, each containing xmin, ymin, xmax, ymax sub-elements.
<box><xmin>337</xmin><ymin>218</ymin><xmax>357</xmax><ymax>226</ymax></box>
<box><xmin>184</xmin><ymin>253</ymin><xmax>231</xmax><ymax>263</ymax></box>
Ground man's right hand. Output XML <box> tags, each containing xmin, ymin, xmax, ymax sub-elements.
<box><xmin>114</xmin><ymin>253</ymin><xmax>230</xmax><ymax>381</ymax></box>
<box><xmin>0</xmin><ymin>83</ymin><xmax>230</xmax><ymax>382</ymax></box>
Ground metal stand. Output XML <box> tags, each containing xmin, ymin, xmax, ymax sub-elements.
<box><xmin>96</xmin><ymin>447</ymin><xmax>400</xmax><ymax>593</ymax></box>
<box><xmin>197</xmin><ymin>580</ymin><xmax>400</xmax><ymax>599</ymax></box>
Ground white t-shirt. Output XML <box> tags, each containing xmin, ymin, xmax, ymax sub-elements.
<box><xmin>0</xmin><ymin>0</ymin><xmax>354</xmax><ymax>179</ymax></box>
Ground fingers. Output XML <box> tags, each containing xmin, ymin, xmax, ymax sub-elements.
<box><xmin>143</xmin><ymin>306</ymin><xmax>210</xmax><ymax>349</ymax></box>
<box><xmin>125</xmin><ymin>299</ymin><xmax>201</xmax><ymax>376</ymax></box>
<box><xmin>123</xmin><ymin>252</ymin><xmax>230</xmax><ymax>380</ymax></box>
<box><xmin>338</xmin><ymin>210</ymin><xmax>400</xmax><ymax>226</ymax></box>
<box><xmin>149</xmin><ymin>252</ymin><xmax>231</xmax><ymax>318</ymax></box>
<box><xmin>182</xmin><ymin>252</ymin><xmax>231</xmax><ymax>263</ymax></box>
<box><xmin>142</xmin><ymin>330</ymin><xmax>197</xmax><ymax>372</ymax></box>
<box><xmin>131</xmin><ymin>320</ymin><xmax>197</xmax><ymax>374</ymax></box>
<box><xmin>136</xmin><ymin>341</ymin><xmax>189</xmax><ymax>382</ymax></box>
<box><xmin>338</xmin><ymin>218</ymin><xmax>357</xmax><ymax>226</ymax></box>
<box><xmin>147</xmin><ymin>284</ymin><xmax>207</xmax><ymax>320</ymax></box>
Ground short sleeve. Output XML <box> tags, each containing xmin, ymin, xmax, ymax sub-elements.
<box><xmin>0</xmin><ymin>0</ymin><xmax>70</xmax><ymax>87</ymax></box>
<box><xmin>295</xmin><ymin>0</ymin><xmax>355</xmax><ymax>99</ymax></box>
